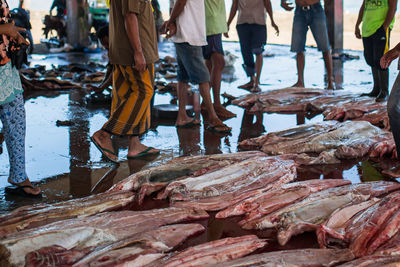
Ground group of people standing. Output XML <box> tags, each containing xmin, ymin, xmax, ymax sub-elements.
<box><xmin>0</xmin><ymin>0</ymin><xmax>399</xmax><ymax>198</ymax></box>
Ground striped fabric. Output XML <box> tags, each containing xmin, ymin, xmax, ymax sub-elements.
<box><xmin>102</xmin><ymin>64</ymin><xmax>154</xmax><ymax>136</ymax></box>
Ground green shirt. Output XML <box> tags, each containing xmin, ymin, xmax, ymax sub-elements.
<box><xmin>204</xmin><ymin>0</ymin><xmax>228</xmax><ymax>36</ymax></box>
<box><xmin>362</xmin><ymin>0</ymin><xmax>395</xmax><ymax>38</ymax></box>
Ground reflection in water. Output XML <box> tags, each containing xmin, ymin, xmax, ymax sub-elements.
<box><xmin>91</xmin><ymin>166</ymin><xmax>118</xmax><ymax>194</ymax></box>
<box><xmin>68</xmin><ymin>89</ymin><xmax>92</xmax><ymax>198</ymax></box>
<box><xmin>238</xmin><ymin>110</ymin><xmax>265</xmax><ymax>143</ymax></box>
<box><xmin>204</xmin><ymin>128</ymin><xmax>226</xmax><ymax>155</ymax></box>
<box><xmin>176</xmin><ymin>126</ymin><xmax>201</xmax><ymax>156</ymax></box>
<box><xmin>333</xmin><ymin>58</ymin><xmax>344</xmax><ymax>90</ymax></box>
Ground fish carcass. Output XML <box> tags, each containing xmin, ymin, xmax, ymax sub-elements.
<box><xmin>0</xmin><ymin>191</ymin><xmax>135</xmax><ymax>237</ymax></box>
<box><xmin>211</xmin><ymin>248</ymin><xmax>355</xmax><ymax>267</ymax></box>
<box><xmin>0</xmin><ymin>207</ymin><xmax>208</xmax><ymax>267</ymax></box>
<box><xmin>152</xmin><ymin>235</ymin><xmax>266</xmax><ymax>267</ymax></box>
<box><xmin>108</xmin><ymin>151</ymin><xmax>264</xmax><ymax>202</ymax></box>
<box><xmin>240</xmin><ymin>181</ymin><xmax>400</xmax><ymax>246</ymax></box>
<box><xmin>317</xmin><ymin>191</ymin><xmax>400</xmax><ymax>257</ymax></box>
<box><xmin>239</xmin><ymin>121</ymin><xmax>394</xmax><ymax>164</ymax></box>
<box><xmin>336</xmin><ymin>255</ymin><xmax>400</xmax><ymax>267</ymax></box>
<box><xmin>157</xmin><ymin>155</ymin><xmax>296</xmax><ymax>211</ymax></box>
<box><xmin>317</xmin><ymin>199</ymin><xmax>380</xmax><ymax>248</ymax></box>
<box><xmin>216</xmin><ymin>179</ymin><xmax>351</xmax><ymax>219</ymax></box>
<box><xmin>24</xmin><ymin>224</ymin><xmax>204</xmax><ymax>267</ymax></box>
<box><xmin>232</xmin><ymin>87</ymin><xmax>327</xmax><ymax>113</ymax></box>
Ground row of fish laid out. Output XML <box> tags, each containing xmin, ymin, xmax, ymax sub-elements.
<box><xmin>2</xmin><ymin>149</ymin><xmax>400</xmax><ymax>266</ymax></box>
<box><xmin>232</xmin><ymin>87</ymin><xmax>388</xmax><ymax>130</ymax></box>
<box><xmin>239</xmin><ymin>120</ymin><xmax>396</xmax><ymax>164</ymax></box>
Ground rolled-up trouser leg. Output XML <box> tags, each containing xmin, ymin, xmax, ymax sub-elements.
<box><xmin>388</xmin><ymin>73</ymin><xmax>400</xmax><ymax>154</ymax></box>
<box><xmin>0</xmin><ymin>93</ymin><xmax>27</xmax><ymax>184</ymax></box>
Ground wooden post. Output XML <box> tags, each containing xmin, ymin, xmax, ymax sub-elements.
<box><xmin>325</xmin><ymin>0</ymin><xmax>343</xmax><ymax>54</ymax></box>
<box><xmin>67</xmin><ymin>0</ymin><xmax>90</xmax><ymax>48</ymax></box>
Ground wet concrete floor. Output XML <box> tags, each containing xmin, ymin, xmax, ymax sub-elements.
<box><xmin>1</xmin><ymin>41</ymin><xmax>399</xmax><ymax>213</ymax></box>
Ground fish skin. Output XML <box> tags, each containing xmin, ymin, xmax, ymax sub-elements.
<box><xmin>154</xmin><ymin>235</ymin><xmax>266</xmax><ymax>267</ymax></box>
<box><xmin>109</xmin><ymin>151</ymin><xmax>264</xmax><ymax>192</ymax></box>
<box><xmin>210</xmin><ymin>248</ymin><xmax>355</xmax><ymax>267</ymax></box>
<box><xmin>0</xmin><ymin>191</ymin><xmax>136</xmax><ymax>237</ymax></box>
<box><xmin>0</xmin><ymin>208</ymin><xmax>209</xmax><ymax>267</ymax></box>
<box><xmin>217</xmin><ymin>179</ymin><xmax>350</xmax><ymax>220</ymax></box>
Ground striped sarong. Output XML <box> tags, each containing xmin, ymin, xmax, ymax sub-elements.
<box><xmin>102</xmin><ymin>64</ymin><xmax>154</xmax><ymax>136</ymax></box>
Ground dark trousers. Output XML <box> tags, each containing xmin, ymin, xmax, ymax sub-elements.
<box><xmin>362</xmin><ymin>26</ymin><xmax>390</xmax><ymax>70</ymax></box>
<box><xmin>236</xmin><ymin>23</ymin><xmax>266</xmax><ymax>77</ymax></box>
<box><xmin>388</xmin><ymin>73</ymin><xmax>400</xmax><ymax>153</ymax></box>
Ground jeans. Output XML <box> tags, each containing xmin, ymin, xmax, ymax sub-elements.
<box><xmin>236</xmin><ymin>23</ymin><xmax>267</xmax><ymax>77</ymax></box>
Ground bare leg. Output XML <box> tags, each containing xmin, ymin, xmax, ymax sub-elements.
<box><xmin>176</xmin><ymin>81</ymin><xmax>200</xmax><ymax>126</ymax></box>
<box><xmin>292</xmin><ymin>52</ymin><xmax>305</xmax><ymax>88</ymax></box>
<box><xmin>91</xmin><ymin>129</ymin><xmax>118</xmax><ymax>162</ymax></box>
<box><xmin>127</xmin><ymin>136</ymin><xmax>159</xmax><ymax>157</ymax></box>
<box><xmin>251</xmin><ymin>54</ymin><xmax>263</xmax><ymax>92</ymax></box>
<box><xmin>323</xmin><ymin>51</ymin><xmax>334</xmax><ymax>89</ymax></box>
<box><xmin>209</xmin><ymin>53</ymin><xmax>236</xmax><ymax>118</ymax></box>
<box><xmin>199</xmin><ymin>82</ymin><xmax>231</xmax><ymax>132</ymax></box>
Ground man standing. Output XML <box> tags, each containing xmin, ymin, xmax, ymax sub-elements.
<box><xmin>91</xmin><ymin>0</ymin><xmax>160</xmax><ymax>162</ymax></box>
<box><xmin>281</xmin><ymin>0</ymin><xmax>334</xmax><ymax>89</ymax></box>
<box><xmin>381</xmin><ymin>42</ymin><xmax>400</xmax><ymax>159</ymax></box>
<box><xmin>162</xmin><ymin>0</ymin><xmax>231</xmax><ymax>133</ymax></box>
<box><xmin>203</xmin><ymin>0</ymin><xmax>236</xmax><ymax>119</ymax></box>
<box><xmin>355</xmin><ymin>0</ymin><xmax>397</xmax><ymax>102</ymax></box>
<box><xmin>226</xmin><ymin>0</ymin><xmax>279</xmax><ymax>93</ymax></box>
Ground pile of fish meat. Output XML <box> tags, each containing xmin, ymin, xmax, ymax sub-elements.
<box><xmin>232</xmin><ymin>88</ymin><xmax>389</xmax><ymax>130</ymax></box>
<box><xmin>0</xmin><ymin>191</ymin><xmax>135</xmax><ymax>236</ymax></box>
<box><xmin>109</xmin><ymin>151</ymin><xmax>268</xmax><ymax>203</ymax></box>
<box><xmin>239</xmin><ymin>120</ymin><xmax>396</xmax><ymax>164</ymax></box>
<box><xmin>110</xmin><ymin>152</ymin><xmax>296</xmax><ymax>211</ymax></box>
<box><xmin>2</xmin><ymin>151</ymin><xmax>400</xmax><ymax>266</ymax></box>
<box><xmin>231</xmin><ymin>87</ymin><xmax>328</xmax><ymax>113</ymax></box>
<box><xmin>217</xmin><ymin>180</ymin><xmax>400</xmax><ymax>245</ymax></box>
<box><xmin>318</xmin><ymin>190</ymin><xmax>400</xmax><ymax>257</ymax></box>
<box><xmin>323</xmin><ymin>99</ymin><xmax>389</xmax><ymax>130</ymax></box>
<box><xmin>0</xmin><ymin>207</ymin><xmax>209</xmax><ymax>266</ymax></box>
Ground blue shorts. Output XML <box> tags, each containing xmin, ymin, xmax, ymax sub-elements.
<box><xmin>175</xmin><ymin>42</ymin><xmax>210</xmax><ymax>84</ymax></box>
<box><xmin>290</xmin><ymin>2</ymin><xmax>330</xmax><ymax>53</ymax></box>
<box><xmin>202</xmin><ymin>34</ymin><xmax>224</xmax><ymax>60</ymax></box>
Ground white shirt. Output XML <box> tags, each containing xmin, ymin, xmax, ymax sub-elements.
<box><xmin>170</xmin><ymin>0</ymin><xmax>207</xmax><ymax>46</ymax></box>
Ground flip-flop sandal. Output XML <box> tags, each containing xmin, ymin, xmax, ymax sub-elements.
<box><xmin>90</xmin><ymin>136</ymin><xmax>119</xmax><ymax>163</ymax></box>
<box><xmin>127</xmin><ymin>147</ymin><xmax>160</xmax><ymax>159</ymax></box>
<box><xmin>176</xmin><ymin>119</ymin><xmax>201</xmax><ymax>128</ymax></box>
<box><xmin>5</xmin><ymin>185</ymin><xmax>42</xmax><ymax>198</ymax></box>
<box><xmin>206</xmin><ymin>125</ymin><xmax>232</xmax><ymax>134</ymax></box>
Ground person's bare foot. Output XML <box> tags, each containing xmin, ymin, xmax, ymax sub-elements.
<box><xmin>208</xmin><ymin>117</ymin><xmax>232</xmax><ymax>133</ymax></box>
<box><xmin>291</xmin><ymin>81</ymin><xmax>304</xmax><ymax>88</ymax></box>
<box><xmin>175</xmin><ymin>118</ymin><xmax>201</xmax><ymax>127</ymax></box>
<box><xmin>250</xmin><ymin>86</ymin><xmax>261</xmax><ymax>93</ymax></box>
<box><xmin>213</xmin><ymin>104</ymin><xmax>236</xmax><ymax>119</ymax></box>
<box><xmin>91</xmin><ymin>130</ymin><xmax>118</xmax><ymax>162</ymax></box>
<box><xmin>238</xmin><ymin>80</ymin><xmax>254</xmax><ymax>90</ymax></box>
<box><xmin>8</xmin><ymin>178</ymin><xmax>41</xmax><ymax>196</ymax></box>
<box><xmin>326</xmin><ymin>81</ymin><xmax>335</xmax><ymax>90</ymax></box>
<box><xmin>127</xmin><ymin>144</ymin><xmax>160</xmax><ymax>158</ymax></box>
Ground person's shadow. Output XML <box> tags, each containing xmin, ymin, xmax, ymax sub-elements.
<box><xmin>238</xmin><ymin>110</ymin><xmax>266</xmax><ymax>144</ymax></box>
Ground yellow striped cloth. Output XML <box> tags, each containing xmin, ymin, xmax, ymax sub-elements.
<box><xmin>102</xmin><ymin>64</ymin><xmax>154</xmax><ymax>136</ymax></box>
